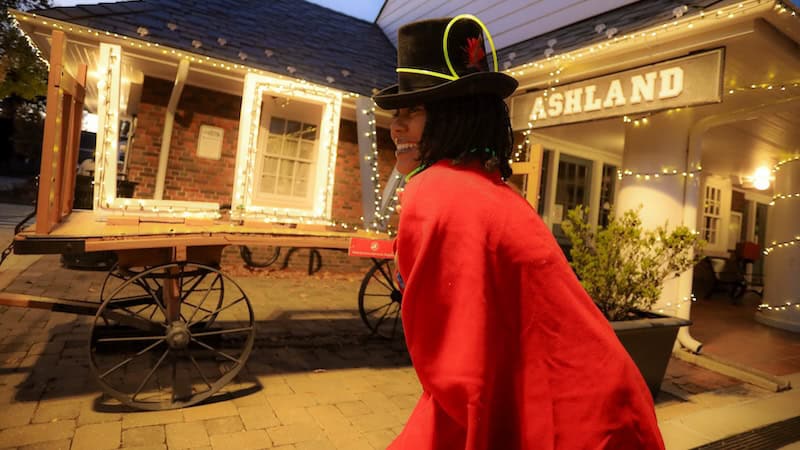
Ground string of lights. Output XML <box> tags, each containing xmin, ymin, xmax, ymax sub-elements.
<box><xmin>616</xmin><ymin>167</ymin><xmax>702</xmax><ymax>181</ymax></box>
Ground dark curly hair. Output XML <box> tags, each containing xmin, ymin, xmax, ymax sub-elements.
<box><xmin>419</xmin><ymin>94</ymin><xmax>513</xmax><ymax>179</ymax></box>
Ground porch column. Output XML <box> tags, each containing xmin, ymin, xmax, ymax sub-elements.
<box><xmin>756</xmin><ymin>157</ymin><xmax>800</xmax><ymax>332</ymax></box>
<box><xmin>616</xmin><ymin>109</ymin><xmax>703</xmax><ymax>351</ymax></box>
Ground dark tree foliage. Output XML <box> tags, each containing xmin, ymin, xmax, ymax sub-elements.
<box><xmin>1</xmin><ymin>0</ymin><xmax>51</xmax><ymax>175</ymax></box>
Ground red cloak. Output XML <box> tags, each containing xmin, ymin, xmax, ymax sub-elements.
<box><xmin>390</xmin><ymin>160</ymin><xmax>664</xmax><ymax>450</ymax></box>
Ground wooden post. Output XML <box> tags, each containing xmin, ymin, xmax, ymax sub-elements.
<box><xmin>511</xmin><ymin>143</ymin><xmax>544</xmax><ymax>212</ymax></box>
<box><xmin>36</xmin><ymin>30</ymin><xmax>67</xmax><ymax>234</ymax></box>
<box><xmin>61</xmin><ymin>64</ymin><xmax>87</xmax><ymax>219</ymax></box>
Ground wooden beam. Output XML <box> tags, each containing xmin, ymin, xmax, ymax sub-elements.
<box><xmin>35</xmin><ymin>30</ymin><xmax>66</xmax><ymax>234</ymax></box>
<box><xmin>61</xmin><ymin>64</ymin><xmax>88</xmax><ymax>219</ymax></box>
<box><xmin>0</xmin><ymin>292</ymin><xmax>98</xmax><ymax>316</ymax></box>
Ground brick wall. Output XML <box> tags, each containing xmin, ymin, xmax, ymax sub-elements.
<box><xmin>128</xmin><ymin>76</ymin><xmax>398</xmax><ymax>274</ymax></box>
<box><xmin>127</xmin><ymin>77</ymin><xmax>240</xmax><ymax>203</ymax></box>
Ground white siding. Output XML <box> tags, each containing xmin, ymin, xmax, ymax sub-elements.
<box><xmin>378</xmin><ymin>0</ymin><xmax>640</xmax><ymax>50</ymax></box>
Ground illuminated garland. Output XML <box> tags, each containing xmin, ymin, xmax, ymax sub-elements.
<box><xmin>505</xmin><ymin>0</ymin><xmax>796</xmax><ymax>77</ymax></box>
<box><xmin>763</xmin><ymin>236</ymin><xmax>799</xmax><ymax>256</ymax></box>
<box><xmin>361</xmin><ymin>104</ymin><xmax>385</xmax><ymax>231</ymax></box>
<box><xmin>93</xmin><ymin>45</ymin><xmax>118</xmax><ymax>211</ymax></box>
<box><xmin>616</xmin><ymin>167</ymin><xmax>702</xmax><ymax>181</ymax></box>
<box><xmin>655</xmin><ymin>294</ymin><xmax>697</xmax><ymax>315</ymax></box>
<box><xmin>770</xmin><ymin>192</ymin><xmax>800</xmax><ymax>205</ymax></box>
<box><xmin>231</xmin><ymin>74</ymin><xmax>342</xmax><ymax>224</ymax></box>
<box><xmin>773</xmin><ymin>155</ymin><xmax>800</xmax><ymax>172</ymax></box>
<box><xmin>758</xmin><ymin>301</ymin><xmax>800</xmax><ymax>312</ymax></box>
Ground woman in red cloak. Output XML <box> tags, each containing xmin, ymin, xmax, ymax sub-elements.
<box><xmin>372</xmin><ymin>15</ymin><xmax>666</xmax><ymax>450</ymax></box>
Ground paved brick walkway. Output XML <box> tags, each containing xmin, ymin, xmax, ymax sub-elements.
<box><xmin>0</xmin><ymin>255</ymin><xmax>780</xmax><ymax>449</ymax></box>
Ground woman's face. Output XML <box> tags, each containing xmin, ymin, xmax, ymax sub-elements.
<box><xmin>390</xmin><ymin>105</ymin><xmax>426</xmax><ymax>175</ymax></box>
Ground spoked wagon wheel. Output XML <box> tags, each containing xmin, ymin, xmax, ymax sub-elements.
<box><xmin>99</xmin><ymin>263</ymin><xmax>225</xmax><ymax>327</ymax></box>
<box><xmin>100</xmin><ymin>263</ymin><xmax>144</xmax><ymax>301</ymax></box>
<box><xmin>89</xmin><ymin>262</ymin><xmax>255</xmax><ymax>410</ymax></box>
<box><xmin>358</xmin><ymin>258</ymin><xmax>402</xmax><ymax>339</ymax></box>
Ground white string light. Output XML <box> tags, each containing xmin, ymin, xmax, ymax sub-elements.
<box><xmin>616</xmin><ymin>166</ymin><xmax>702</xmax><ymax>181</ymax></box>
<box><xmin>758</xmin><ymin>301</ymin><xmax>800</xmax><ymax>312</ymax></box>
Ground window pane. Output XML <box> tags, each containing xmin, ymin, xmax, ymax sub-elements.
<box><xmin>282</xmin><ymin>138</ymin><xmax>299</xmax><ymax>157</ymax></box>
<box><xmin>279</xmin><ymin>160</ymin><xmax>294</xmax><ymax>177</ymax></box>
<box><xmin>299</xmin><ymin>141</ymin><xmax>314</xmax><ymax>160</ymax></box>
<box><xmin>302</xmin><ymin>123</ymin><xmax>317</xmax><ymax>140</ymax></box>
<box><xmin>260</xmin><ymin>175</ymin><xmax>275</xmax><ymax>194</ymax></box>
<box><xmin>269</xmin><ymin>118</ymin><xmax>285</xmax><ymax>135</ymax></box>
<box><xmin>286</xmin><ymin>120</ymin><xmax>301</xmax><ymax>137</ymax></box>
<box><xmin>266</xmin><ymin>135</ymin><xmax>282</xmax><ymax>155</ymax></box>
<box><xmin>294</xmin><ymin>178</ymin><xmax>307</xmax><ymax>195</ymax></box>
<box><xmin>263</xmin><ymin>156</ymin><xmax>279</xmax><ymax>175</ymax></box>
<box><xmin>296</xmin><ymin>162</ymin><xmax>311</xmax><ymax>179</ymax></box>
<box><xmin>277</xmin><ymin>177</ymin><xmax>292</xmax><ymax>195</ymax></box>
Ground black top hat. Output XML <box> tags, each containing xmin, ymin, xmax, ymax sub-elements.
<box><xmin>373</xmin><ymin>15</ymin><xmax>518</xmax><ymax>110</ymax></box>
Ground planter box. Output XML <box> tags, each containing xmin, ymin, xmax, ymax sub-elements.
<box><xmin>611</xmin><ymin>312</ymin><xmax>691</xmax><ymax>397</ymax></box>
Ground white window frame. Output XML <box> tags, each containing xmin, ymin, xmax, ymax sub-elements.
<box><xmin>700</xmin><ymin>175</ymin><xmax>732</xmax><ymax>256</ymax></box>
<box><xmin>232</xmin><ymin>73</ymin><xmax>342</xmax><ymax>222</ymax></box>
<box><xmin>530</xmin><ymin>133</ymin><xmax>621</xmax><ymax>230</ymax></box>
<box><xmin>702</xmin><ymin>184</ymin><xmax>722</xmax><ymax>246</ymax></box>
<box><xmin>253</xmin><ymin>99</ymin><xmax>321</xmax><ymax>210</ymax></box>
<box><xmin>93</xmin><ymin>44</ymin><xmax>219</xmax><ymax>219</ymax></box>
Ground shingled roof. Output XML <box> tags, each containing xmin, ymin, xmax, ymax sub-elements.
<box><xmin>496</xmin><ymin>0</ymin><xmax>722</xmax><ymax>72</ymax></box>
<box><xmin>29</xmin><ymin>0</ymin><xmax>737</xmax><ymax>97</ymax></box>
<box><xmin>30</xmin><ymin>0</ymin><xmax>398</xmax><ymax>96</ymax></box>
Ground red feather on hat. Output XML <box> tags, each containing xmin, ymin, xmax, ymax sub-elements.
<box><xmin>463</xmin><ymin>37</ymin><xmax>486</xmax><ymax>70</ymax></box>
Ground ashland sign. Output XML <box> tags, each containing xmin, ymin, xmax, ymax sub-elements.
<box><xmin>510</xmin><ymin>49</ymin><xmax>724</xmax><ymax>129</ymax></box>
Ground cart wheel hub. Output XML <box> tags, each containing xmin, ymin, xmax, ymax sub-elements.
<box><xmin>166</xmin><ymin>322</ymin><xmax>191</xmax><ymax>349</ymax></box>
<box><xmin>390</xmin><ymin>290</ymin><xmax>403</xmax><ymax>303</ymax></box>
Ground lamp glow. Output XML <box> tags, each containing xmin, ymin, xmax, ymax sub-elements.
<box><xmin>753</xmin><ymin>166</ymin><xmax>771</xmax><ymax>190</ymax></box>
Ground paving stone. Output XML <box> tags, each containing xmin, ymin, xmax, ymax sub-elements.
<box><xmin>327</xmin><ymin>432</ymin><xmax>373</xmax><ymax>450</ymax></box>
<box><xmin>18</xmin><ymin>438</ymin><xmax>72</xmax><ymax>450</ymax></box>
<box><xmin>273</xmin><ymin>406</ymin><xmax>315</xmax><ymax>426</ymax></box>
<box><xmin>389</xmin><ymin>394</ymin><xmax>418</xmax><ymax>410</ymax></box>
<box><xmin>122</xmin><ymin>425</ymin><xmax>165</xmax><ymax>447</ymax></box>
<box><xmin>165</xmin><ymin>421</ymin><xmax>210</xmax><ymax>449</ymax></box>
<box><xmin>307</xmin><ymin>405</ymin><xmax>353</xmax><ymax>435</ymax></box>
<box><xmin>266</xmin><ymin>393</ymin><xmax>317</xmax><ymax>411</ymax></box>
<box><xmin>122</xmin><ymin>410</ymin><xmax>183</xmax><ymax>429</ymax></box>
<box><xmin>181</xmin><ymin>400</ymin><xmax>239</xmax><ymax>422</ymax></box>
<box><xmin>0</xmin><ymin>420</ymin><xmax>75</xmax><ymax>447</ymax></box>
<box><xmin>363</xmin><ymin>428</ymin><xmax>396</xmax><ymax>449</ymax></box>
<box><xmin>231</xmin><ymin>390</ymin><xmax>270</xmax><ymax>408</ymax></box>
<box><xmin>350</xmin><ymin>412</ymin><xmax>403</xmax><ymax>434</ymax></box>
<box><xmin>267</xmin><ymin>423</ymin><xmax>325</xmax><ymax>446</ymax></box>
<box><xmin>204</xmin><ymin>416</ymin><xmax>244</xmax><ymax>435</ymax></box>
<box><xmin>294</xmin><ymin>439</ymin><xmax>337</xmax><ymax>450</ymax></box>
<box><xmin>32</xmin><ymin>399</ymin><xmax>82</xmax><ymax>423</ymax></box>
<box><xmin>355</xmin><ymin>392</ymin><xmax>396</xmax><ymax>414</ymax></box>
<box><xmin>71</xmin><ymin>421</ymin><xmax>121</xmax><ymax>450</ymax></box>
<box><xmin>334</xmin><ymin>401</ymin><xmax>371</xmax><ymax>417</ymax></box>
<box><xmin>76</xmin><ymin>401</ymin><xmax>122</xmax><ymax>426</ymax></box>
<box><xmin>238</xmin><ymin>405</ymin><xmax>281</xmax><ymax>430</ymax></box>
<box><xmin>28</xmin><ymin>341</ymin><xmax>65</xmax><ymax>356</ymax></box>
<box><xmin>0</xmin><ymin>402</ymin><xmax>37</xmax><ymax>428</ymax></box>
<box><xmin>118</xmin><ymin>445</ymin><xmax>166</xmax><ymax>450</ymax></box>
<box><xmin>209</xmin><ymin>429</ymin><xmax>271</xmax><ymax>449</ymax></box>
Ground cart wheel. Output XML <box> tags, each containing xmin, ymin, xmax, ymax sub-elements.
<box><xmin>100</xmin><ymin>263</ymin><xmax>143</xmax><ymax>301</ymax></box>
<box><xmin>358</xmin><ymin>259</ymin><xmax>402</xmax><ymax>339</ymax></box>
<box><xmin>100</xmin><ymin>263</ymin><xmax>225</xmax><ymax>328</ymax></box>
<box><xmin>89</xmin><ymin>262</ymin><xmax>255</xmax><ymax>410</ymax></box>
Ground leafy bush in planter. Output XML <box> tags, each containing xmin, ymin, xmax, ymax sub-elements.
<box><xmin>561</xmin><ymin>205</ymin><xmax>704</xmax><ymax>321</ymax></box>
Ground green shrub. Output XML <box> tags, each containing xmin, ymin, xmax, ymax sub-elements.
<box><xmin>561</xmin><ymin>205</ymin><xmax>704</xmax><ymax>321</ymax></box>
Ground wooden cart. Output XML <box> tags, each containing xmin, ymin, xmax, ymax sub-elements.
<box><xmin>2</xmin><ymin>212</ymin><xmax>401</xmax><ymax>410</ymax></box>
<box><xmin>0</xmin><ymin>30</ymin><xmax>404</xmax><ymax>410</ymax></box>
